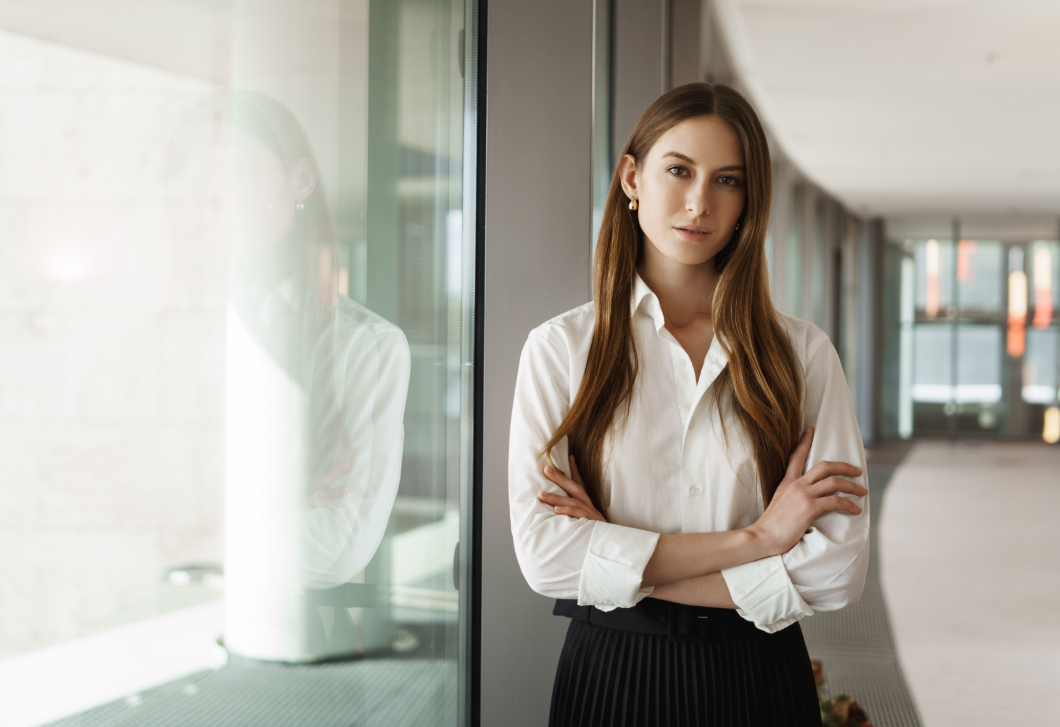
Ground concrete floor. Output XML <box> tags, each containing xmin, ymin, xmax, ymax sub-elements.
<box><xmin>880</xmin><ymin>441</ymin><xmax>1060</xmax><ymax>727</ymax></box>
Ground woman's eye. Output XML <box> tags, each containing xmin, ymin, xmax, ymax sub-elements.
<box><xmin>718</xmin><ymin>175</ymin><xmax>741</xmax><ymax>187</ymax></box>
<box><xmin>667</xmin><ymin>166</ymin><xmax>688</xmax><ymax>177</ymax></box>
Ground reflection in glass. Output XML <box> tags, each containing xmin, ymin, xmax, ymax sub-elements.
<box><xmin>167</xmin><ymin>93</ymin><xmax>412</xmax><ymax>661</ymax></box>
<box><xmin>0</xmin><ymin>0</ymin><xmax>474</xmax><ymax>723</ymax></box>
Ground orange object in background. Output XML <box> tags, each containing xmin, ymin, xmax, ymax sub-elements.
<box><xmin>926</xmin><ymin>239</ymin><xmax>941</xmax><ymax>317</ymax></box>
<box><xmin>1007</xmin><ymin>325</ymin><xmax>1026</xmax><ymax>358</ymax></box>
<box><xmin>1045</xmin><ymin>407</ymin><xmax>1060</xmax><ymax>444</ymax></box>
<box><xmin>1008</xmin><ymin>269</ymin><xmax>1028</xmax><ymax>357</ymax></box>
<box><xmin>1032</xmin><ymin>246</ymin><xmax>1053</xmax><ymax>329</ymax></box>
<box><xmin>957</xmin><ymin>239</ymin><xmax>977</xmax><ymax>283</ymax></box>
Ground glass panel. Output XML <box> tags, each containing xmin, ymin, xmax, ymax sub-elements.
<box><xmin>0</xmin><ymin>28</ymin><xmax>227</xmax><ymax>662</ymax></box>
<box><xmin>810</xmin><ymin>198</ymin><xmax>825</xmax><ymax>326</ymax></box>
<box><xmin>0</xmin><ymin>2</ymin><xmax>477</xmax><ymax>725</ymax></box>
<box><xmin>1023</xmin><ymin>328</ymin><xmax>1059</xmax><ymax>404</ymax></box>
<box><xmin>912</xmin><ymin>324</ymin><xmax>953</xmax><ymax>402</ymax></box>
<box><xmin>590</xmin><ymin>0</ymin><xmax>613</xmax><ymax>258</ymax></box>
<box><xmin>786</xmin><ymin>184</ymin><xmax>803</xmax><ymax>316</ymax></box>
<box><xmin>911</xmin><ymin>325</ymin><xmax>1002</xmax><ymax>405</ymax></box>
<box><xmin>1030</xmin><ymin>241</ymin><xmax>1059</xmax><ymax>324</ymax></box>
<box><xmin>956</xmin><ymin>240</ymin><xmax>1003</xmax><ymax>312</ymax></box>
<box><xmin>915</xmin><ymin>239</ymin><xmax>954</xmax><ymax>315</ymax></box>
<box><xmin>955</xmin><ymin>324</ymin><xmax>1003</xmax><ymax>403</ymax></box>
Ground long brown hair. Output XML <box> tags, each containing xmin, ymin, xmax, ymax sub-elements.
<box><xmin>166</xmin><ymin>92</ymin><xmax>349</xmax><ymax>476</ymax></box>
<box><xmin>542</xmin><ymin>83</ymin><xmax>803</xmax><ymax>512</ymax></box>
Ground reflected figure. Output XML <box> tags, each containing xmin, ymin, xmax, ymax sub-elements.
<box><xmin>166</xmin><ymin>93</ymin><xmax>410</xmax><ymax>660</ymax></box>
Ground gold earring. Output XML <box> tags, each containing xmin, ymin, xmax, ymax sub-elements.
<box><xmin>734</xmin><ymin>221</ymin><xmax>740</xmax><ymax>230</ymax></box>
<box><xmin>628</xmin><ymin>198</ymin><xmax>638</xmax><ymax>211</ymax></box>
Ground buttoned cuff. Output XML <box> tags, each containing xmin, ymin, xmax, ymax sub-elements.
<box><xmin>721</xmin><ymin>555</ymin><xmax>814</xmax><ymax>633</ymax></box>
<box><xmin>577</xmin><ymin>521</ymin><xmax>660</xmax><ymax>611</ymax></box>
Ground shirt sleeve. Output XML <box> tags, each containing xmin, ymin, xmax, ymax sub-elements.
<box><xmin>722</xmin><ymin>332</ymin><xmax>869</xmax><ymax>633</ymax></box>
<box><xmin>298</xmin><ymin>316</ymin><xmax>411</xmax><ymax>588</ymax></box>
<box><xmin>509</xmin><ymin>328</ymin><xmax>660</xmax><ymax>610</ymax></box>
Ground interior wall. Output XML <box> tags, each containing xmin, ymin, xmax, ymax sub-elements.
<box><xmin>612</xmin><ymin>0</ymin><xmax>664</xmax><ymax>161</ymax></box>
<box><xmin>670</xmin><ymin>0</ymin><xmax>701</xmax><ymax>87</ymax></box>
<box><xmin>480</xmin><ymin>0</ymin><xmax>594</xmax><ymax>724</ymax></box>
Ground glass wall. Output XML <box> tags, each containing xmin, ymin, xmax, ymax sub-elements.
<box><xmin>0</xmin><ymin>2</ymin><xmax>479</xmax><ymax>725</ymax></box>
<box><xmin>887</xmin><ymin>233</ymin><xmax>1060</xmax><ymax>439</ymax></box>
<box><xmin>590</xmin><ymin>0</ymin><xmax>614</xmax><ymax>261</ymax></box>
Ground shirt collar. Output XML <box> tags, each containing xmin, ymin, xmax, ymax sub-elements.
<box><xmin>632</xmin><ymin>272</ymin><xmax>667</xmax><ymax>333</ymax></box>
<box><xmin>260</xmin><ymin>277</ymin><xmax>300</xmax><ymax>329</ymax></box>
<box><xmin>631</xmin><ymin>271</ymin><xmax>730</xmax><ymax>373</ymax></box>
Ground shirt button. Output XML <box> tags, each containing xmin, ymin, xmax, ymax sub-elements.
<box><xmin>676</xmin><ymin>358</ymin><xmax>685</xmax><ymax>367</ymax></box>
<box><xmin>689</xmin><ymin>486</ymin><xmax>701</xmax><ymax>496</ymax></box>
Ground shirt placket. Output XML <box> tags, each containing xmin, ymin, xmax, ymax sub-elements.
<box><xmin>660</xmin><ymin>336</ymin><xmax>704</xmax><ymax>523</ymax></box>
<box><xmin>678</xmin><ymin>345</ymin><xmax>727</xmax><ymax>531</ymax></box>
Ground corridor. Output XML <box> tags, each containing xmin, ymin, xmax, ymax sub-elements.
<box><xmin>881</xmin><ymin>442</ymin><xmax>1060</xmax><ymax>726</ymax></box>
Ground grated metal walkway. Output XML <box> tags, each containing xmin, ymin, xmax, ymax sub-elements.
<box><xmin>800</xmin><ymin>444</ymin><xmax>924</xmax><ymax>727</ymax></box>
<box><xmin>46</xmin><ymin>657</ymin><xmax>456</xmax><ymax>727</ymax></box>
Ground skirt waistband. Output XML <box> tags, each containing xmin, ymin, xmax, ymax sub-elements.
<box><xmin>553</xmin><ymin>598</ymin><xmax>752</xmax><ymax>645</ymax></box>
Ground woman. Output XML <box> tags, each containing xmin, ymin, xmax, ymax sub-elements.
<box><xmin>508</xmin><ymin>83</ymin><xmax>869</xmax><ymax>725</ymax></box>
<box><xmin>167</xmin><ymin>93</ymin><xmax>410</xmax><ymax>659</ymax></box>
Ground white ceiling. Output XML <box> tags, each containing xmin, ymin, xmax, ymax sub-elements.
<box><xmin>714</xmin><ymin>0</ymin><xmax>1060</xmax><ymax>218</ymax></box>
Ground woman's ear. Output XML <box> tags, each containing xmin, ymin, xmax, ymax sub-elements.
<box><xmin>292</xmin><ymin>157</ymin><xmax>317</xmax><ymax>203</ymax></box>
<box><xmin>617</xmin><ymin>153</ymin><xmax>638</xmax><ymax>202</ymax></box>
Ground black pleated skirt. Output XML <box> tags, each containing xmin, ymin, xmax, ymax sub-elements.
<box><xmin>549</xmin><ymin>602</ymin><xmax>820</xmax><ymax>727</ymax></box>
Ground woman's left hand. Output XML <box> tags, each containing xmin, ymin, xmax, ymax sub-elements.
<box><xmin>537</xmin><ymin>456</ymin><xmax>607</xmax><ymax>522</ymax></box>
<box><xmin>307</xmin><ymin>452</ymin><xmax>353</xmax><ymax>509</ymax></box>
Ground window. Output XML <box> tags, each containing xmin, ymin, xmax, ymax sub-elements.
<box><xmin>0</xmin><ymin>2</ymin><xmax>480</xmax><ymax>725</ymax></box>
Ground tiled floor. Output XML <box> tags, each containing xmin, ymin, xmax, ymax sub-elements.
<box><xmin>801</xmin><ymin>444</ymin><xmax>923</xmax><ymax>727</ymax></box>
<box><xmin>880</xmin><ymin>441</ymin><xmax>1060</xmax><ymax>726</ymax></box>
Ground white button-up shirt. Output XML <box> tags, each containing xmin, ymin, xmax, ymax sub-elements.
<box><xmin>508</xmin><ymin>275</ymin><xmax>869</xmax><ymax>633</ymax></box>
<box><xmin>240</xmin><ymin>279</ymin><xmax>411</xmax><ymax>589</ymax></box>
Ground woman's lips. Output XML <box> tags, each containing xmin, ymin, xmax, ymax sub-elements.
<box><xmin>674</xmin><ymin>226</ymin><xmax>712</xmax><ymax>241</ymax></box>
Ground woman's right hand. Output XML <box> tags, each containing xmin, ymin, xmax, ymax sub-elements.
<box><xmin>750</xmin><ymin>428</ymin><xmax>867</xmax><ymax>557</ymax></box>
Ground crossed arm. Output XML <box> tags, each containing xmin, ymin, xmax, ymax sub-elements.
<box><xmin>536</xmin><ymin>427</ymin><xmax>866</xmax><ymax>609</ymax></box>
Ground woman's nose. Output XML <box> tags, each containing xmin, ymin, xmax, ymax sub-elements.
<box><xmin>687</xmin><ymin>187</ymin><xmax>711</xmax><ymax>217</ymax></box>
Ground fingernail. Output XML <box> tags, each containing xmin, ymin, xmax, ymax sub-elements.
<box><xmin>545</xmin><ymin>466</ymin><xmax>554</xmax><ymax>476</ymax></box>
<box><xmin>855</xmin><ymin>467</ymin><xmax>863</xmax><ymax>474</ymax></box>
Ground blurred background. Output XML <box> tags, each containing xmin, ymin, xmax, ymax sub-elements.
<box><xmin>0</xmin><ymin>1</ymin><xmax>1056</xmax><ymax>726</ymax></box>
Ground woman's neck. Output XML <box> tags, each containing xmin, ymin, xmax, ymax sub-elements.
<box><xmin>636</xmin><ymin>240</ymin><xmax>719</xmax><ymax>328</ymax></box>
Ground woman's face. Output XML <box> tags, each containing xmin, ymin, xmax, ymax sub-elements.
<box><xmin>620</xmin><ymin>115</ymin><xmax>747</xmax><ymax>267</ymax></box>
<box><xmin>168</xmin><ymin>125</ymin><xmax>315</xmax><ymax>261</ymax></box>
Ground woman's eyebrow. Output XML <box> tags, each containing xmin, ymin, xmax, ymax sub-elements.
<box><xmin>662</xmin><ymin>151</ymin><xmax>695</xmax><ymax>164</ymax></box>
<box><xmin>661</xmin><ymin>152</ymin><xmax>746</xmax><ymax>173</ymax></box>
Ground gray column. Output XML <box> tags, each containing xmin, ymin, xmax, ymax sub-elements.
<box><xmin>613</xmin><ymin>0</ymin><xmax>665</xmax><ymax>160</ymax></box>
<box><xmin>481</xmin><ymin>0</ymin><xmax>594</xmax><ymax>724</ymax></box>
